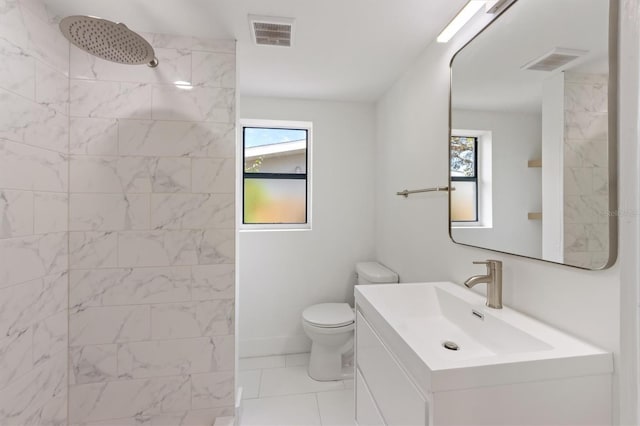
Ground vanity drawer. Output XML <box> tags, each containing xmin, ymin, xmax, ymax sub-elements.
<box><xmin>356</xmin><ymin>368</ymin><xmax>385</xmax><ymax>426</ymax></box>
<box><xmin>356</xmin><ymin>311</ymin><xmax>427</xmax><ymax>425</ymax></box>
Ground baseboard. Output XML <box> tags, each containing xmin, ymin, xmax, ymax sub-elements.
<box><xmin>234</xmin><ymin>387</ymin><xmax>242</xmax><ymax>426</ymax></box>
<box><xmin>239</xmin><ymin>335</ymin><xmax>311</xmax><ymax>358</ymax></box>
<box><xmin>213</xmin><ymin>416</ymin><xmax>234</xmax><ymax>426</ymax></box>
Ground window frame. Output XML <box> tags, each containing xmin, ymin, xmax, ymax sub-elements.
<box><xmin>450</xmin><ymin>135</ymin><xmax>479</xmax><ymax>223</ymax></box>
<box><xmin>450</xmin><ymin>128</ymin><xmax>493</xmax><ymax>229</ymax></box>
<box><xmin>239</xmin><ymin>119</ymin><xmax>313</xmax><ymax>231</ymax></box>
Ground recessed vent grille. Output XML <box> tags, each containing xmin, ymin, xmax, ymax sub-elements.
<box><xmin>249</xmin><ymin>15</ymin><xmax>294</xmax><ymax>47</ymax></box>
<box><xmin>521</xmin><ymin>48</ymin><xmax>588</xmax><ymax>72</ymax></box>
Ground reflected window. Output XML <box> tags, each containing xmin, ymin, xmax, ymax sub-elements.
<box><xmin>450</xmin><ymin>136</ymin><xmax>478</xmax><ymax>222</ymax></box>
<box><xmin>243</xmin><ymin>124</ymin><xmax>310</xmax><ymax>225</ymax></box>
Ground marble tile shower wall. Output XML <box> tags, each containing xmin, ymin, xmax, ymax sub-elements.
<box><xmin>66</xmin><ymin>35</ymin><xmax>237</xmax><ymax>424</ymax></box>
<box><xmin>0</xmin><ymin>0</ymin><xmax>70</xmax><ymax>424</ymax></box>
<box><xmin>563</xmin><ymin>73</ymin><xmax>609</xmax><ymax>269</ymax></box>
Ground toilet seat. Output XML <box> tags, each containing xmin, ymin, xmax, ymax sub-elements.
<box><xmin>302</xmin><ymin>303</ymin><xmax>354</xmax><ymax>328</ymax></box>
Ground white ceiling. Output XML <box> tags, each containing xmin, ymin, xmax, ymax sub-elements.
<box><xmin>451</xmin><ymin>0</ymin><xmax>609</xmax><ymax>113</ymax></box>
<box><xmin>44</xmin><ymin>0</ymin><xmax>468</xmax><ymax>102</ymax></box>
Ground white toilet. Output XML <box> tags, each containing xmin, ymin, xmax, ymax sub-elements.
<box><xmin>301</xmin><ymin>261</ymin><xmax>398</xmax><ymax>381</ymax></box>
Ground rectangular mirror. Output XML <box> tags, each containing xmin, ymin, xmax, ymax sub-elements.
<box><xmin>449</xmin><ymin>0</ymin><xmax>617</xmax><ymax>269</ymax></box>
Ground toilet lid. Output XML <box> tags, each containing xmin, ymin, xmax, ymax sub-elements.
<box><xmin>303</xmin><ymin>303</ymin><xmax>354</xmax><ymax>328</ymax></box>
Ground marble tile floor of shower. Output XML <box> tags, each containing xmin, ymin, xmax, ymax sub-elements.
<box><xmin>238</xmin><ymin>353</ymin><xmax>354</xmax><ymax>426</ymax></box>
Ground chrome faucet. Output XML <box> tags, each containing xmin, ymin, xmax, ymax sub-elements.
<box><xmin>464</xmin><ymin>260</ymin><xmax>503</xmax><ymax>309</ymax></box>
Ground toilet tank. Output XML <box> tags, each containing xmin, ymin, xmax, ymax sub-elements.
<box><xmin>356</xmin><ymin>262</ymin><xmax>399</xmax><ymax>285</ymax></box>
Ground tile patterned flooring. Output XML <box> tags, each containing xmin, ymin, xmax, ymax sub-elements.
<box><xmin>238</xmin><ymin>354</ymin><xmax>354</xmax><ymax>426</ymax></box>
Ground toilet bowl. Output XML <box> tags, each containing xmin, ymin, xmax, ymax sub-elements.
<box><xmin>302</xmin><ymin>303</ymin><xmax>355</xmax><ymax>381</ymax></box>
<box><xmin>302</xmin><ymin>262</ymin><xmax>398</xmax><ymax>381</ymax></box>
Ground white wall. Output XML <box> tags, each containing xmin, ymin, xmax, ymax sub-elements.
<box><xmin>542</xmin><ymin>72</ymin><xmax>565</xmax><ymax>263</ymax></box>
<box><xmin>374</xmin><ymin>8</ymin><xmax>637</xmax><ymax>424</ymax></box>
<box><xmin>239</xmin><ymin>97</ymin><xmax>376</xmax><ymax>356</ymax></box>
<box><xmin>616</xmin><ymin>1</ymin><xmax>640</xmax><ymax>423</ymax></box>
<box><xmin>451</xmin><ymin>109</ymin><xmax>542</xmax><ymax>258</ymax></box>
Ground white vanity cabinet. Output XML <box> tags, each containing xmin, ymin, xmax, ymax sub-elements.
<box><xmin>354</xmin><ymin>282</ymin><xmax>614</xmax><ymax>426</ymax></box>
<box><xmin>355</xmin><ymin>311</ymin><xmax>428</xmax><ymax>425</ymax></box>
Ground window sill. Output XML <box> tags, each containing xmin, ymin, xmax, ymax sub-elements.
<box><xmin>239</xmin><ymin>223</ymin><xmax>312</xmax><ymax>232</ymax></box>
<box><xmin>451</xmin><ymin>224</ymin><xmax>493</xmax><ymax>229</ymax></box>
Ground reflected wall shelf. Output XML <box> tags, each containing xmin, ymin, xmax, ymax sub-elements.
<box><xmin>528</xmin><ymin>160</ymin><xmax>542</xmax><ymax>219</ymax></box>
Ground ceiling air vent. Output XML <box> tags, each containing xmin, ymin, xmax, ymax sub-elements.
<box><xmin>485</xmin><ymin>0</ymin><xmax>517</xmax><ymax>14</ymax></box>
<box><xmin>249</xmin><ymin>15</ymin><xmax>295</xmax><ymax>47</ymax></box>
<box><xmin>521</xmin><ymin>47</ymin><xmax>588</xmax><ymax>72</ymax></box>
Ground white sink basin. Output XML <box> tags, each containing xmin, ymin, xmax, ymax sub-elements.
<box><xmin>355</xmin><ymin>281</ymin><xmax>613</xmax><ymax>393</ymax></box>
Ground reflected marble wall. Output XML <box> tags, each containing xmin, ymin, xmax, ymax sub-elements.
<box><xmin>0</xmin><ymin>0</ymin><xmax>70</xmax><ymax>424</ymax></box>
<box><xmin>563</xmin><ymin>72</ymin><xmax>609</xmax><ymax>268</ymax></box>
<box><xmin>66</xmin><ymin>35</ymin><xmax>236</xmax><ymax>424</ymax></box>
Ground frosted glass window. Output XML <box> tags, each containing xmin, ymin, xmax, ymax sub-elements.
<box><xmin>450</xmin><ymin>181</ymin><xmax>477</xmax><ymax>222</ymax></box>
<box><xmin>244</xmin><ymin>178</ymin><xmax>306</xmax><ymax>224</ymax></box>
<box><xmin>243</xmin><ymin>126</ymin><xmax>309</xmax><ymax>225</ymax></box>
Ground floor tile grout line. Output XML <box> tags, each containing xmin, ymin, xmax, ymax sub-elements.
<box><xmin>256</xmin><ymin>367</ymin><xmax>264</xmax><ymax>399</ymax></box>
<box><xmin>256</xmin><ymin>386</ymin><xmax>346</xmax><ymax>400</ymax></box>
<box><xmin>238</xmin><ymin>355</ymin><xmax>288</xmax><ymax>372</ymax></box>
<box><xmin>314</xmin><ymin>392</ymin><xmax>323</xmax><ymax>426</ymax></box>
<box><xmin>240</xmin><ymin>360</ymin><xmax>309</xmax><ymax>371</ymax></box>
<box><xmin>238</xmin><ymin>356</ymin><xmax>356</xmax><ymax>426</ymax></box>
<box><xmin>256</xmin><ymin>378</ymin><xmax>346</xmax><ymax>399</ymax></box>
<box><xmin>241</xmin><ymin>385</ymin><xmax>355</xmax><ymax>425</ymax></box>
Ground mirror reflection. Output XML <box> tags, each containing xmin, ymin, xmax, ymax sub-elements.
<box><xmin>449</xmin><ymin>0</ymin><xmax>616</xmax><ymax>269</ymax></box>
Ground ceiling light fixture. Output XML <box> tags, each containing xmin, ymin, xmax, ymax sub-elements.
<box><xmin>484</xmin><ymin>0</ymin><xmax>500</xmax><ymax>11</ymax></box>
<box><xmin>174</xmin><ymin>80</ymin><xmax>193</xmax><ymax>90</ymax></box>
<box><xmin>436</xmin><ymin>0</ymin><xmax>513</xmax><ymax>43</ymax></box>
<box><xmin>485</xmin><ymin>0</ymin><xmax>517</xmax><ymax>14</ymax></box>
<box><xmin>437</xmin><ymin>1</ymin><xmax>485</xmax><ymax>43</ymax></box>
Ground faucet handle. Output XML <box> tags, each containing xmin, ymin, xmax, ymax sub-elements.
<box><xmin>472</xmin><ymin>260</ymin><xmax>502</xmax><ymax>273</ymax></box>
<box><xmin>473</xmin><ymin>259</ymin><xmax>502</xmax><ymax>266</ymax></box>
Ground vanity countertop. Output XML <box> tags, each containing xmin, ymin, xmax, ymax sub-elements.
<box><xmin>355</xmin><ymin>281</ymin><xmax>613</xmax><ymax>393</ymax></box>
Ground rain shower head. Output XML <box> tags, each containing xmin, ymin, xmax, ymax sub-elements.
<box><xmin>59</xmin><ymin>15</ymin><xmax>158</xmax><ymax>67</ymax></box>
